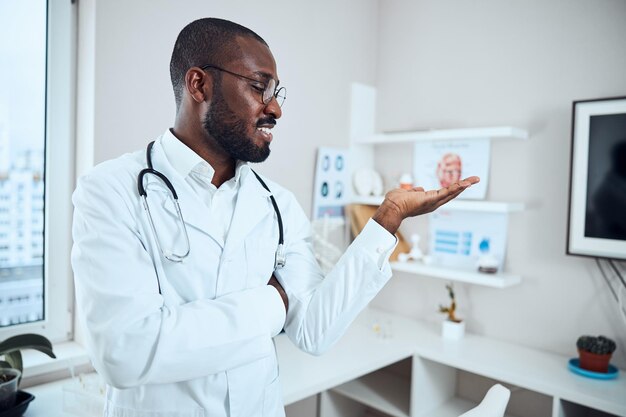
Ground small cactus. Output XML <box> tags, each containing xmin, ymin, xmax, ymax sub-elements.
<box><xmin>577</xmin><ymin>335</ymin><xmax>616</xmax><ymax>355</ymax></box>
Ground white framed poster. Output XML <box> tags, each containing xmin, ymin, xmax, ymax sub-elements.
<box><xmin>428</xmin><ymin>210</ymin><xmax>508</xmax><ymax>271</ymax></box>
<box><xmin>413</xmin><ymin>139</ymin><xmax>490</xmax><ymax>199</ymax></box>
<box><xmin>312</xmin><ymin>147</ymin><xmax>350</xmax><ymax>219</ymax></box>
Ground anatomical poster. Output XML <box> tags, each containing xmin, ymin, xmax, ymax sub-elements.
<box><xmin>413</xmin><ymin>139</ymin><xmax>490</xmax><ymax>199</ymax></box>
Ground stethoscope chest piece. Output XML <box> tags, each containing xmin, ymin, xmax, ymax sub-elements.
<box><xmin>275</xmin><ymin>244</ymin><xmax>286</xmax><ymax>269</ymax></box>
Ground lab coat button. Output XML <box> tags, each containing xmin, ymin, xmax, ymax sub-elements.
<box><xmin>376</xmin><ymin>247</ymin><xmax>384</xmax><ymax>254</ymax></box>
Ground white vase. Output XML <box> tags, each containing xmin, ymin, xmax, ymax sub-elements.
<box><xmin>442</xmin><ymin>319</ymin><xmax>465</xmax><ymax>340</ymax></box>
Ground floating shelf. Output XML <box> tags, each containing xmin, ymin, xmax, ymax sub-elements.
<box><xmin>331</xmin><ymin>369</ymin><xmax>518</xmax><ymax>417</ymax></box>
<box><xmin>425</xmin><ymin>397</ymin><xmax>517</xmax><ymax>417</ymax></box>
<box><xmin>439</xmin><ymin>200</ymin><xmax>524</xmax><ymax>213</ymax></box>
<box><xmin>390</xmin><ymin>262</ymin><xmax>522</xmax><ymax>288</ymax></box>
<box><xmin>350</xmin><ymin>195</ymin><xmax>385</xmax><ymax>205</ymax></box>
<box><xmin>350</xmin><ymin>197</ymin><xmax>524</xmax><ymax>213</ymax></box>
<box><xmin>332</xmin><ymin>370</ymin><xmax>410</xmax><ymax>417</ymax></box>
<box><xmin>353</xmin><ymin>126</ymin><xmax>529</xmax><ymax>145</ymax></box>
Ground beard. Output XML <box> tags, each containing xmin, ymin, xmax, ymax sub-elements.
<box><xmin>202</xmin><ymin>88</ymin><xmax>271</xmax><ymax>163</ymax></box>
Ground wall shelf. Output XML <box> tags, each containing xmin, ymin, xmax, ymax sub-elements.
<box><xmin>353</xmin><ymin>126</ymin><xmax>529</xmax><ymax>145</ymax></box>
<box><xmin>331</xmin><ymin>370</ymin><xmax>410</xmax><ymax>417</ymax></box>
<box><xmin>414</xmin><ymin>397</ymin><xmax>517</xmax><ymax>417</ymax></box>
<box><xmin>391</xmin><ymin>262</ymin><xmax>522</xmax><ymax>288</ymax></box>
<box><xmin>350</xmin><ymin>197</ymin><xmax>524</xmax><ymax>213</ymax></box>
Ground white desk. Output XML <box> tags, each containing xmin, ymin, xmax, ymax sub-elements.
<box><xmin>24</xmin><ymin>309</ymin><xmax>626</xmax><ymax>417</ymax></box>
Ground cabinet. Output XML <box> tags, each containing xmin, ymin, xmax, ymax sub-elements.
<box><xmin>348</xmin><ymin>83</ymin><xmax>527</xmax><ymax>288</ymax></box>
<box><xmin>309</xmin><ymin>309</ymin><xmax>626</xmax><ymax>417</ymax></box>
<box><xmin>24</xmin><ymin>309</ymin><xmax>626</xmax><ymax>417</ymax></box>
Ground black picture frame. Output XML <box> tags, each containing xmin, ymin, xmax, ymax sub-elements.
<box><xmin>566</xmin><ymin>96</ymin><xmax>626</xmax><ymax>260</ymax></box>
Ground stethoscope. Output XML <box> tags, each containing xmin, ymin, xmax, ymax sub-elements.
<box><xmin>137</xmin><ymin>141</ymin><xmax>286</xmax><ymax>269</ymax></box>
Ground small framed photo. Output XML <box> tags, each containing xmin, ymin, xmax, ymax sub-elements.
<box><xmin>413</xmin><ymin>139</ymin><xmax>490</xmax><ymax>199</ymax></box>
<box><xmin>567</xmin><ymin>96</ymin><xmax>626</xmax><ymax>260</ymax></box>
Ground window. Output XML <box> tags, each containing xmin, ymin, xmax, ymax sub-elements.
<box><xmin>0</xmin><ymin>0</ymin><xmax>76</xmax><ymax>342</ymax></box>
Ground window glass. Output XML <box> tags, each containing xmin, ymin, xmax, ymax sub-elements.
<box><xmin>0</xmin><ymin>0</ymin><xmax>47</xmax><ymax>328</ymax></box>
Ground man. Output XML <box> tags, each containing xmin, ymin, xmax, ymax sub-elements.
<box><xmin>71</xmin><ymin>18</ymin><xmax>478</xmax><ymax>417</ymax></box>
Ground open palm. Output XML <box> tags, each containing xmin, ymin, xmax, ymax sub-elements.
<box><xmin>386</xmin><ymin>176</ymin><xmax>480</xmax><ymax>217</ymax></box>
<box><xmin>373</xmin><ymin>176</ymin><xmax>480</xmax><ymax>234</ymax></box>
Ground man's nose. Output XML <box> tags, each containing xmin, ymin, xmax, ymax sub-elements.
<box><xmin>264</xmin><ymin>96</ymin><xmax>282</xmax><ymax>119</ymax></box>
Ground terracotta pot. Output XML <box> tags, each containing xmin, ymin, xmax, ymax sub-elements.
<box><xmin>578</xmin><ymin>349</ymin><xmax>612</xmax><ymax>373</ymax></box>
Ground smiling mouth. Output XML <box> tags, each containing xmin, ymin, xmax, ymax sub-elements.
<box><xmin>256</xmin><ymin>126</ymin><xmax>274</xmax><ymax>142</ymax></box>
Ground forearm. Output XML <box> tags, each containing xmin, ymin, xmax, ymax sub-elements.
<box><xmin>78</xmin><ymin>285</ymin><xmax>285</xmax><ymax>388</ymax></box>
<box><xmin>277</xmin><ymin>220</ymin><xmax>394</xmax><ymax>355</ymax></box>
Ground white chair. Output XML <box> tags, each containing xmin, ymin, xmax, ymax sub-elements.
<box><xmin>458</xmin><ymin>384</ymin><xmax>511</xmax><ymax>417</ymax></box>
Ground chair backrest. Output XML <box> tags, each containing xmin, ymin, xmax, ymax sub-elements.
<box><xmin>458</xmin><ymin>384</ymin><xmax>511</xmax><ymax>417</ymax></box>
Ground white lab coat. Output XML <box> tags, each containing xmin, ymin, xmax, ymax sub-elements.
<box><xmin>71</xmin><ymin>134</ymin><xmax>394</xmax><ymax>417</ymax></box>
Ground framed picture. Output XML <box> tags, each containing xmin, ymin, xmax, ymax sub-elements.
<box><xmin>413</xmin><ymin>139</ymin><xmax>490</xmax><ymax>200</ymax></box>
<box><xmin>567</xmin><ymin>96</ymin><xmax>626</xmax><ymax>260</ymax></box>
<box><xmin>312</xmin><ymin>147</ymin><xmax>350</xmax><ymax>219</ymax></box>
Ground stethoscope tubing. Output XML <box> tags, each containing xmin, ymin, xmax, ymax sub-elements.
<box><xmin>137</xmin><ymin>140</ymin><xmax>285</xmax><ymax>270</ymax></box>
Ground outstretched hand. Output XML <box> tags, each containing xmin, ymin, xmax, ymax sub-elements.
<box><xmin>372</xmin><ymin>176</ymin><xmax>480</xmax><ymax>234</ymax></box>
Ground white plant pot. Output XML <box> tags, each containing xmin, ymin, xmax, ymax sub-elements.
<box><xmin>442</xmin><ymin>319</ymin><xmax>465</xmax><ymax>340</ymax></box>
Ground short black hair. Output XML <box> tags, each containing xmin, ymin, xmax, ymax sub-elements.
<box><xmin>169</xmin><ymin>18</ymin><xmax>268</xmax><ymax>109</ymax></box>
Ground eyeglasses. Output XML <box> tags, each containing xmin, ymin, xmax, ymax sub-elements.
<box><xmin>200</xmin><ymin>64</ymin><xmax>286</xmax><ymax>107</ymax></box>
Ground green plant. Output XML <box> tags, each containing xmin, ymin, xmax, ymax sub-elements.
<box><xmin>0</xmin><ymin>334</ymin><xmax>56</xmax><ymax>386</ymax></box>
<box><xmin>439</xmin><ymin>283</ymin><xmax>461</xmax><ymax>323</ymax></box>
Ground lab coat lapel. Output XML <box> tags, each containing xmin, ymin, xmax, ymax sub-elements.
<box><xmin>224</xmin><ymin>170</ymin><xmax>273</xmax><ymax>253</ymax></box>
<box><xmin>144</xmin><ymin>140</ymin><xmax>224</xmax><ymax>246</ymax></box>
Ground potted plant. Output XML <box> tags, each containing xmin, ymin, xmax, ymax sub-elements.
<box><xmin>576</xmin><ymin>335</ymin><xmax>616</xmax><ymax>373</ymax></box>
<box><xmin>439</xmin><ymin>283</ymin><xmax>465</xmax><ymax>340</ymax></box>
<box><xmin>0</xmin><ymin>333</ymin><xmax>56</xmax><ymax>413</ymax></box>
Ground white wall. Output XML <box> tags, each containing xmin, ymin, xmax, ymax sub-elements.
<box><xmin>79</xmin><ymin>0</ymin><xmax>379</xmax><ymax>214</ymax></box>
<box><xmin>371</xmin><ymin>0</ymin><xmax>626</xmax><ymax>368</ymax></box>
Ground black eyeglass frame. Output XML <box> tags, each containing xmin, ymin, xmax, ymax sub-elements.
<box><xmin>199</xmin><ymin>64</ymin><xmax>286</xmax><ymax>107</ymax></box>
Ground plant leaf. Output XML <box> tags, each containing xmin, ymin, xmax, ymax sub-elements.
<box><xmin>0</xmin><ymin>334</ymin><xmax>56</xmax><ymax>359</ymax></box>
<box><xmin>5</xmin><ymin>351</ymin><xmax>23</xmax><ymax>385</ymax></box>
<box><xmin>4</xmin><ymin>351</ymin><xmax>23</xmax><ymax>374</ymax></box>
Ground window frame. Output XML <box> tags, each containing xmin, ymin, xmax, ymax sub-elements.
<box><xmin>0</xmin><ymin>0</ymin><xmax>77</xmax><ymax>343</ymax></box>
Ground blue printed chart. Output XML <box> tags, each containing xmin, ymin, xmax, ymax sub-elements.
<box><xmin>434</xmin><ymin>230</ymin><xmax>473</xmax><ymax>256</ymax></box>
<box><xmin>429</xmin><ymin>210</ymin><xmax>508</xmax><ymax>271</ymax></box>
<box><xmin>312</xmin><ymin>147</ymin><xmax>350</xmax><ymax>219</ymax></box>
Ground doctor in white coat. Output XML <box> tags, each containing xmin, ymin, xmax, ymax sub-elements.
<box><xmin>71</xmin><ymin>18</ymin><xmax>478</xmax><ymax>417</ymax></box>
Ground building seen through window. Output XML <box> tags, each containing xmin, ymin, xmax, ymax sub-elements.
<box><xmin>0</xmin><ymin>0</ymin><xmax>47</xmax><ymax>328</ymax></box>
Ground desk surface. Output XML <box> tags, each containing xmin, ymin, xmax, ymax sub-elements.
<box><xmin>24</xmin><ymin>308</ymin><xmax>626</xmax><ymax>417</ymax></box>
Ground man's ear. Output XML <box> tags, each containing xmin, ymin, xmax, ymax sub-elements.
<box><xmin>185</xmin><ymin>67</ymin><xmax>212</xmax><ymax>103</ymax></box>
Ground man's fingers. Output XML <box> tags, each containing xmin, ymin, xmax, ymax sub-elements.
<box><xmin>430</xmin><ymin>179</ymin><xmax>471</xmax><ymax>205</ymax></box>
<box><xmin>436</xmin><ymin>181</ymin><xmax>465</xmax><ymax>198</ymax></box>
<box><xmin>437</xmin><ymin>190</ymin><xmax>464</xmax><ymax>207</ymax></box>
<box><xmin>461</xmin><ymin>176</ymin><xmax>480</xmax><ymax>186</ymax></box>
<box><xmin>440</xmin><ymin>176</ymin><xmax>479</xmax><ymax>195</ymax></box>
<box><xmin>402</xmin><ymin>176</ymin><xmax>479</xmax><ymax>216</ymax></box>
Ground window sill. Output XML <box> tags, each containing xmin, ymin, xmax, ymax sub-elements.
<box><xmin>20</xmin><ymin>341</ymin><xmax>94</xmax><ymax>388</ymax></box>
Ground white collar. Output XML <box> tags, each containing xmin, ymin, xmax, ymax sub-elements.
<box><xmin>161</xmin><ymin>129</ymin><xmax>249</xmax><ymax>184</ymax></box>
